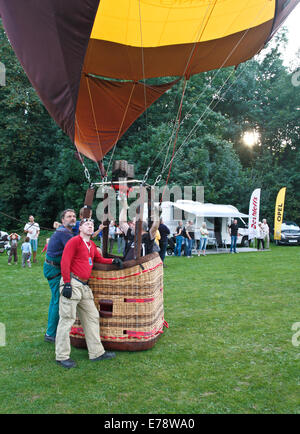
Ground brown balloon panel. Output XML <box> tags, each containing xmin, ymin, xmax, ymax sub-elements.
<box><xmin>74</xmin><ymin>75</ymin><xmax>178</xmax><ymax>162</ymax></box>
<box><xmin>70</xmin><ymin>253</ymin><xmax>168</xmax><ymax>351</ymax></box>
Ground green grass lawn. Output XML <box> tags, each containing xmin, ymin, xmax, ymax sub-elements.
<box><xmin>0</xmin><ymin>233</ymin><xmax>299</xmax><ymax>414</ymax></box>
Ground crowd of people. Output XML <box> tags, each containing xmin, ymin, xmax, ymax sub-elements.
<box><xmin>3</xmin><ymin>213</ymin><xmax>271</xmax><ymax>269</ymax></box>
<box><xmin>173</xmin><ymin>218</ymin><xmax>270</xmax><ymax>256</ymax></box>
<box><xmin>3</xmin><ymin>207</ymin><xmax>270</xmax><ymax>368</ymax></box>
<box><xmin>173</xmin><ymin>220</ymin><xmax>210</xmax><ymax>257</ymax></box>
<box><xmin>5</xmin><ymin>215</ymin><xmax>40</xmax><ymax>267</ymax></box>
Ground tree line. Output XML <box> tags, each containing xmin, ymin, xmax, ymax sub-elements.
<box><xmin>1</xmin><ymin>21</ymin><xmax>300</xmax><ymax>231</ymax></box>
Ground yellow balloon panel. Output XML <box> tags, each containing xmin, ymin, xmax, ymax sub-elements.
<box><xmin>91</xmin><ymin>0</ymin><xmax>275</xmax><ymax>47</ymax></box>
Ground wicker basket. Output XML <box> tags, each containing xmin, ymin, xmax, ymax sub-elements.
<box><xmin>70</xmin><ymin>252</ymin><xmax>167</xmax><ymax>351</ymax></box>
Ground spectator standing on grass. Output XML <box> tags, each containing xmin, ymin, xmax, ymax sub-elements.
<box><xmin>158</xmin><ymin>218</ymin><xmax>170</xmax><ymax>266</ymax></box>
<box><xmin>92</xmin><ymin>221</ymin><xmax>104</xmax><ymax>251</ymax></box>
<box><xmin>198</xmin><ymin>222</ymin><xmax>209</xmax><ymax>256</ymax></box>
<box><xmin>55</xmin><ymin>218</ymin><xmax>122</xmax><ymax>368</ymax></box>
<box><xmin>185</xmin><ymin>220</ymin><xmax>195</xmax><ymax>258</ymax></box>
<box><xmin>24</xmin><ymin>215</ymin><xmax>40</xmax><ymax>263</ymax></box>
<box><xmin>53</xmin><ymin>207</ymin><xmax>93</xmax><ymax>236</ymax></box>
<box><xmin>116</xmin><ymin>225</ymin><xmax>125</xmax><ymax>254</ymax></box>
<box><xmin>194</xmin><ymin>225</ymin><xmax>200</xmax><ymax>252</ymax></box>
<box><xmin>174</xmin><ymin>221</ymin><xmax>184</xmax><ymax>256</ymax></box>
<box><xmin>43</xmin><ymin>209</ymin><xmax>76</xmax><ymax>344</ymax></box>
<box><xmin>73</xmin><ymin>207</ymin><xmax>93</xmax><ymax>236</ymax></box>
<box><xmin>8</xmin><ymin>232</ymin><xmax>21</xmax><ymax>265</ymax></box>
<box><xmin>262</xmin><ymin>218</ymin><xmax>270</xmax><ymax>249</ymax></box>
<box><xmin>21</xmin><ymin>236</ymin><xmax>32</xmax><ymax>268</ymax></box>
<box><xmin>228</xmin><ymin>219</ymin><xmax>240</xmax><ymax>254</ymax></box>
<box><xmin>257</xmin><ymin>222</ymin><xmax>265</xmax><ymax>251</ymax></box>
<box><xmin>123</xmin><ymin>220</ymin><xmax>135</xmax><ymax>256</ymax></box>
<box><xmin>154</xmin><ymin>229</ymin><xmax>161</xmax><ymax>249</ymax></box>
<box><xmin>119</xmin><ymin>196</ymin><xmax>160</xmax><ymax>260</ymax></box>
<box><xmin>108</xmin><ymin>220</ymin><xmax>116</xmax><ymax>254</ymax></box>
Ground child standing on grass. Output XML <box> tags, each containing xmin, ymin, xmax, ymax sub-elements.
<box><xmin>8</xmin><ymin>232</ymin><xmax>21</xmax><ymax>265</ymax></box>
<box><xmin>21</xmin><ymin>237</ymin><xmax>32</xmax><ymax>268</ymax></box>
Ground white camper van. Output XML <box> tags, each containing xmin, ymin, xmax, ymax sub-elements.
<box><xmin>145</xmin><ymin>200</ymin><xmax>249</xmax><ymax>249</ymax></box>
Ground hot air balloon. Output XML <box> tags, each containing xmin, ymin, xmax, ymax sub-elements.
<box><xmin>1</xmin><ymin>0</ymin><xmax>298</xmax><ymax>350</ymax></box>
<box><xmin>0</xmin><ymin>0</ymin><xmax>298</xmax><ymax>169</ymax></box>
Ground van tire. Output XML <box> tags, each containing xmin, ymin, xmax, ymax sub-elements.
<box><xmin>241</xmin><ymin>237</ymin><xmax>249</xmax><ymax>247</ymax></box>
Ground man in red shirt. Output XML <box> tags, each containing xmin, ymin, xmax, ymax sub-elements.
<box><xmin>55</xmin><ymin>218</ymin><xmax>123</xmax><ymax>368</ymax></box>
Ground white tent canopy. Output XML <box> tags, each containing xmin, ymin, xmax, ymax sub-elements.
<box><xmin>163</xmin><ymin>200</ymin><xmax>248</xmax><ymax>219</ymax></box>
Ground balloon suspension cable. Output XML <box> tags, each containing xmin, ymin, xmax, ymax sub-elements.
<box><xmin>166</xmin><ymin>69</ymin><xmax>236</xmax><ymax>169</ymax></box>
<box><xmin>138</xmin><ymin>0</ymin><xmax>149</xmax><ymax>144</ymax></box>
<box><xmin>85</xmin><ymin>75</ymin><xmax>106</xmax><ymax>177</ymax></box>
<box><xmin>74</xmin><ymin>147</ymin><xmax>93</xmax><ymax>188</ymax></box>
<box><xmin>97</xmin><ymin>160</ymin><xmax>109</xmax><ymax>191</ymax></box>
<box><xmin>148</xmin><ymin>0</ymin><xmax>215</xmax><ymax>175</ymax></box>
<box><xmin>161</xmin><ymin>77</ymin><xmax>189</xmax><ymax>175</ymax></box>
<box><xmin>160</xmin><ymin>77</ymin><xmax>187</xmax><ymax>203</ymax></box>
<box><xmin>142</xmin><ymin>167</ymin><xmax>150</xmax><ymax>185</ymax></box>
<box><xmin>161</xmin><ymin>53</ymin><xmax>265</xmax><ymax>176</ymax></box>
<box><xmin>148</xmin><ymin>0</ymin><xmax>270</xmax><ymax>180</ymax></box>
<box><xmin>74</xmin><ymin>120</ymin><xmax>94</xmax><ymax>187</ymax></box>
<box><xmin>183</xmin><ymin>0</ymin><xmax>218</xmax><ymax>79</ymax></box>
<box><xmin>106</xmin><ymin>83</ymin><xmax>136</xmax><ymax>177</ymax></box>
<box><xmin>153</xmin><ymin>174</ymin><xmax>162</xmax><ymax>186</ymax></box>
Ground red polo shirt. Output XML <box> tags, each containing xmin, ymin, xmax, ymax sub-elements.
<box><xmin>61</xmin><ymin>235</ymin><xmax>112</xmax><ymax>283</ymax></box>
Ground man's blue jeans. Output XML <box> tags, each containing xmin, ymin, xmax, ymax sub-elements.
<box><xmin>174</xmin><ymin>236</ymin><xmax>183</xmax><ymax>256</ymax></box>
<box><xmin>159</xmin><ymin>240</ymin><xmax>168</xmax><ymax>262</ymax></box>
<box><xmin>200</xmin><ymin>237</ymin><xmax>208</xmax><ymax>251</ymax></box>
<box><xmin>185</xmin><ymin>238</ymin><xmax>193</xmax><ymax>256</ymax></box>
<box><xmin>230</xmin><ymin>235</ymin><xmax>237</xmax><ymax>253</ymax></box>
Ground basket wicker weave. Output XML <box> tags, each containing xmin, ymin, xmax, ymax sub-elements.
<box><xmin>70</xmin><ymin>252</ymin><xmax>167</xmax><ymax>351</ymax></box>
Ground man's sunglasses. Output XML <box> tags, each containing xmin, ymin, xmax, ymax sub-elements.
<box><xmin>80</xmin><ymin>218</ymin><xmax>94</xmax><ymax>224</ymax></box>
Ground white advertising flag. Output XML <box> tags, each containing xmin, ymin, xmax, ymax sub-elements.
<box><xmin>248</xmin><ymin>188</ymin><xmax>261</xmax><ymax>240</ymax></box>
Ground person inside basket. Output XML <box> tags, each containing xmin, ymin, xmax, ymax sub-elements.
<box><xmin>55</xmin><ymin>218</ymin><xmax>123</xmax><ymax>369</ymax></box>
<box><xmin>119</xmin><ymin>195</ymin><xmax>160</xmax><ymax>261</ymax></box>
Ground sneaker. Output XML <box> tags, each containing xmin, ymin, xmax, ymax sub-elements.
<box><xmin>56</xmin><ymin>358</ymin><xmax>76</xmax><ymax>369</ymax></box>
<box><xmin>8</xmin><ymin>263</ymin><xmax>12</xmax><ymax>266</ymax></box>
<box><xmin>44</xmin><ymin>334</ymin><xmax>55</xmax><ymax>343</ymax></box>
<box><xmin>90</xmin><ymin>352</ymin><xmax>116</xmax><ymax>362</ymax></box>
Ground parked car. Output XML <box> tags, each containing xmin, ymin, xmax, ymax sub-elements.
<box><xmin>0</xmin><ymin>231</ymin><xmax>11</xmax><ymax>255</ymax></box>
<box><xmin>271</xmin><ymin>221</ymin><xmax>300</xmax><ymax>245</ymax></box>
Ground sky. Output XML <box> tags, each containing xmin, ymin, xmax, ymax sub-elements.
<box><xmin>281</xmin><ymin>3</ymin><xmax>300</xmax><ymax>66</ymax></box>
